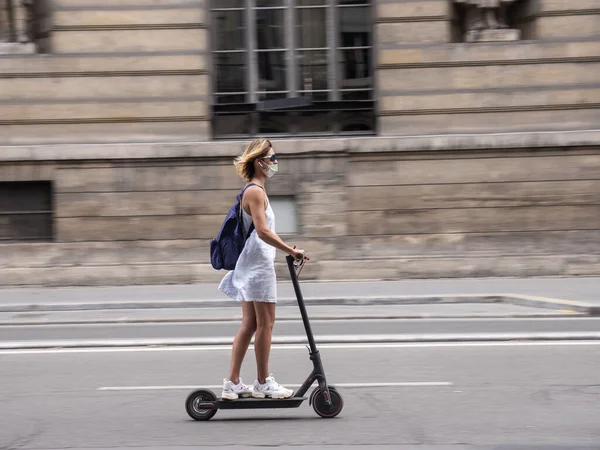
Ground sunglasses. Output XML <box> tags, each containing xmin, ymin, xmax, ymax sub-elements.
<box><xmin>262</xmin><ymin>154</ymin><xmax>278</xmax><ymax>162</ymax></box>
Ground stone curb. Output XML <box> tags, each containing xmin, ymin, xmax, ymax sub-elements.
<box><xmin>0</xmin><ymin>294</ymin><xmax>502</xmax><ymax>312</ymax></box>
<box><xmin>501</xmin><ymin>294</ymin><xmax>600</xmax><ymax>316</ymax></box>
<box><xmin>0</xmin><ymin>312</ymin><xmax>582</xmax><ymax>327</ymax></box>
<box><xmin>0</xmin><ymin>293</ymin><xmax>598</xmax><ymax>315</ymax></box>
<box><xmin>2</xmin><ymin>332</ymin><xmax>600</xmax><ymax>350</ymax></box>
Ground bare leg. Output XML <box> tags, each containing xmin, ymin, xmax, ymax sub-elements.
<box><xmin>253</xmin><ymin>301</ymin><xmax>276</xmax><ymax>383</ymax></box>
<box><xmin>228</xmin><ymin>301</ymin><xmax>257</xmax><ymax>384</ymax></box>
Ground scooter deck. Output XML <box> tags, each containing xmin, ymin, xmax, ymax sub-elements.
<box><xmin>215</xmin><ymin>396</ymin><xmax>307</xmax><ymax>410</ymax></box>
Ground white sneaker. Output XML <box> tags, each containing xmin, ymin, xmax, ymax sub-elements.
<box><xmin>221</xmin><ymin>378</ymin><xmax>253</xmax><ymax>400</ymax></box>
<box><xmin>252</xmin><ymin>374</ymin><xmax>294</xmax><ymax>399</ymax></box>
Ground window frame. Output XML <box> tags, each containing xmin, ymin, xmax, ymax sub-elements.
<box><xmin>209</xmin><ymin>0</ymin><xmax>375</xmax><ymax>138</ymax></box>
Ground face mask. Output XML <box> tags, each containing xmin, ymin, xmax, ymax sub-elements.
<box><xmin>260</xmin><ymin>161</ymin><xmax>278</xmax><ymax>178</ymax></box>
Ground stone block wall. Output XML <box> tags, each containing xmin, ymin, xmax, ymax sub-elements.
<box><xmin>342</xmin><ymin>145</ymin><xmax>600</xmax><ymax>280</ymax></box>
<box><xmin>0</xmin><ymin>0</ymin><xmax>209</xmax><ymax>145</ymax></box>
<box><xmin>1</xmin><ymin>132</ymin><xmax>599</xmax><ymax>286</ymax></box>
<box><xmin>3</xmin><ymin>0</ymin><xmax>598</xmax><ymax>143</ymax></box>
<box><xmin>1</xmin><ymin>1</ymin><xmax>599</xmax><ymax>286</ymax></box>
<box><xmin>0</xmin><ymin>139</ymin><xmax>348</xmax><ymax>285</ymax></box>
<box><xmin>376</xmin><ymin>0</ymin><xmax>600</xmax><ymax>135</ymax></box>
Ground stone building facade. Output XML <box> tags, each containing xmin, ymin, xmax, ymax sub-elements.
<box><xmin>0</xmin><ymin>0</ymin><xmax>599</xmax><ymax>286</ymax></box>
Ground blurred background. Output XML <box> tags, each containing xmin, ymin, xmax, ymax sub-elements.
<box><xmin>1</xmin><ymin>0</ymin><xmax>599</xmax><ymax>287</ymax></box>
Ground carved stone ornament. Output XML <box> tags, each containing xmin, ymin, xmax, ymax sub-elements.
<box><xmin>0</xmin><ymin>0</ymin><xmax>36</xmax><ymax>53</ymax></box>
<box><xmin>453</xmin><ymin>0</ymin><xmax>521</xmax><ymax>42</ymax></box>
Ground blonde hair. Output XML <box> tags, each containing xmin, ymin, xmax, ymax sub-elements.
<box><xmin>234</xmin><ymin>138</ymin><xmax>272</xmax><ymax>182</ymax></box>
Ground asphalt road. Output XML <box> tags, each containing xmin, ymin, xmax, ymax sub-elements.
<box><xmin>1</xmin><ymin>341</ymin><xmax>600</xmax><ymax>449</ymax></box>
<box><xmin>1</xmin><ymin>317</ymin><xmax>600</xmax><ymax>342</ymax></box>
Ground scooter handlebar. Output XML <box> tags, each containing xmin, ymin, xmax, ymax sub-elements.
<box><xmin>286</xmin><ymin>254</ymin><xmax>309</xmax><ymax>278</ymax></box>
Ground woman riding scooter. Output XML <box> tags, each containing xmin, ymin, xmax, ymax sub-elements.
<box><xmin>219</xmin><ymin>138</ymin><xmax>306</xmax><ymax>400</ymax></box>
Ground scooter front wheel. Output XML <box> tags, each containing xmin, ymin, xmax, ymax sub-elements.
<box><xmin>311</xmin><ymin>386</ymin><xmax>343</xmax><ymax>418</ymax></box>
<box><xmin>185</xmin><ymin>389</ymin><xmax>218</xmax><ymax>421</ymax></box>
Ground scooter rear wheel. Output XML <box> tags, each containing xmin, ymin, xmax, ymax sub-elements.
<box><xmin>311</xmin><ymin>386</ymin><xmax>343</xmax><ymax>418</ymax></box>
<box><xmin>185</xmin><ymin>389</ymin><xmax>218</xmax><ymax>421</ymax></box>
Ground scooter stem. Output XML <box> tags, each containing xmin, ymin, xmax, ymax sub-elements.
<box><xmin>286</xmin><ymin>255</ymin><xmax>331</xmax><ymax>404</ymax></box>
<box><xmin>286</xmin><ymin>255</ymin><xmax>318</xmax><ymax>355</ymax></box>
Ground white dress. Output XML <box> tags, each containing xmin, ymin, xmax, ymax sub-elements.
<box><xmin>219</xmin><ymin>187</ymin><xmax>277</xmax><ymax>303</ymax></box>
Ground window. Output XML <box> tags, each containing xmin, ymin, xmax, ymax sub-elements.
<box><xmin>210</xmin><ymin>0</ymin><xmax>375</xmax><ymax>138</ymax></box>
<box><xmin>0</xmin><ymin>181</ymin><xmax>53</xmax><ymax>242</ymax></box>
<box><xmin>269</xmin><ymin>196</ymin><xmax>297</xmax><ymax>234</ymax></box>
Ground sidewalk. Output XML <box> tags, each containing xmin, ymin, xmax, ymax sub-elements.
<box><xmin>1</xmin><ymin>277</ymin><xmax>599</xmax><ymax>318</ymax></box>
<box><xmin>2</xmin><ymin>278</ymin><xmax>600</xmax><ymax>348</ymax></box>
<box><xmin>1</xmin><ymin>303</ymin><xmax>582</xmax><ymax>326</ymax></box>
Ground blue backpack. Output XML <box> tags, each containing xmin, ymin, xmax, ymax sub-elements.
<box><xmin>210</xmin><ymin>183</ymin><xmax>260</xmax><ymax>270</ymax></box>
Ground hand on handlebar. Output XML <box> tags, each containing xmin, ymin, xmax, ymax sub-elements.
<box><xmin>291</xmin><ymin>246</ymin><xmax>309</xmax><ymax>277</ymax></box>
<box><xmin>292</xmin><ymin>245</ymin><xmax>308</xmax><ymax>262</ymax></box>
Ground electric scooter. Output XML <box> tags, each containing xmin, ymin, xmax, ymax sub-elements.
<box><xmin>185</xmin><ymin>255</ymin><xmax>344</xmax><ymax>420</ymax></box>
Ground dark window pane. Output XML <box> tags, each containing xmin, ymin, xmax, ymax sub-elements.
<box><xmin>342</xmin><ymin>122</ymin><xmax>373</xmax><ymax>132</ymax></box>
<box><xmin>214</xmin><ymin>52</ymin><xmax>247</xmax><ymax>93</ymax></box>
<box><xmin>256</xmin><ymin>92</ymin><xmax>288</xmax><ymax>101</ymax></box>
<box><xmin>0</xmin><ymin>181</ymin><xmax>51</xmax><ymax>211</ymax></box>
<box><xmin>298</xmin><ymin>91</ymin><xmax>329</xmax><ymax>101</ymax></box>
<box><xmin>259</xmin><ymin>111</ymin><xmax>289</xmax><ymax>134</ymax></box>
<box><xmin>256</xmin><ymin>9</ymin><xmax>285</xmax><ymax>49</ymax></box>
<box><xmin>339</xmin><ymin>47</ymin><xmax>371</xmax><ymax>84</ymax></box>
<box><xmin>341</xmin><ymin>31</ymin><xmax>370</xmax><ymax>48</ymax></box>
<box><xmin>340</xmin><ymin>89</ymin><xmax>372</xmax><ymax>101</ymax></box>
<box><xmin>212</xmin><ymin>10</ymin><xmax>245</xmax><ymax>51</ymax></box>
<box><xmin>215</xmin><ymin>93</ymin><xmax>247</xmax><ymax>104</ymax></box>
<box><xmin>296</xmin><ymin>7</ymin><xmax>327</xmax><ymax>48</ymax></box>
<box><xmin>295</xmin><ymin>111</ymin><xmax>332</xmax><ymax>133</ymax></box>
<box><xmin>0</xmin><ymin>182</ymin><xmax>53</xmax><ymax>242</ymax></box>
<box><xmin>339</xmin><ymin>0</ymin><xmax>371</xmax><ymax>5</ymax></box>
<box><xmin>297</xmin><ymin>0</ymin><xmax>327</xmax><ymax>5</ymax></box>
<box><xmin>257</xmin><ymin>51</ymin><xmax>287</xmax><ymax>91</ymax></box>
<box><xmin>213</xmin><ymin>114</ymin><xmax>252</xmax><ymax>137</ymax></box>
<box><xmin>339</xmin><ymin>110</ymin><xmax>375</xmax><ymax>133</ymax></box>
<box><xmin>339</xmin><ymin>6</ymin><xmax>372</xmax><ymax>89</ymax></box>
<box><xmin>211</xmin><ymin>0</ymin><xmax>244</xmax><ymax>8</ymax></box>
<box><xmin>339</xmin><ymin>6</ymin><xmax>371</xmax><ymax>46</ymax></box>
<box><xmin>256</xmin><ymin>0</ymin><xmax>284</xmax><ymax>6</ymax></box>
<box><xmin>297</xmin><ymin>50</ymin><xmax>328</xmax><ymax>91</ymax></box>
<box><xmin>0</xmin><ymin>213</ymin><xmax>53</xmax><ymax>241</ymax></box>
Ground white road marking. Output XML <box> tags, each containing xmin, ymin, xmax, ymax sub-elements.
<box><xmin>3</xmin><ymin>331</ymin><xmax>600</xmax><ymax>350</ymax></box>
<box><xmin>1</xmin><ymin>340</ymin><xmax>600</xmax><ymax>355</ymax></box>
<box><xmin>98</xmin><ymin>382</ymin><xmax>453</xmax><ymax>391</ymax></box>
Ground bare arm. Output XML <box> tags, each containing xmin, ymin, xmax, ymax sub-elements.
<box><xmin>244</xmin><ymin>187</ymin><xmax>299</xmax><ymax>256</ymax></box>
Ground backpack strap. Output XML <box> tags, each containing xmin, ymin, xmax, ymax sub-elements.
<box><xmin>240</xmin><ymin>183</ymin><xmax>264</xmax><ymax>211</ymax></box>
<box><xmin>238</xmin><ymin>183</ymin><xmax>264</xmax><ymax>239</ymax></box>
<box><xmin>241</xmin><ymin>182</ymin><xmax>264</xmax><ymax>196</ymax></box>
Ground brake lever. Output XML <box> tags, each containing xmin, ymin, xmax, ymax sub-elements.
<box><xmin>294</xmin><ymin>255</ymin><xmax>309</xmax><ymax>278</ymax></box>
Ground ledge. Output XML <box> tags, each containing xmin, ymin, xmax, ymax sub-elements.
<box><xmin>0</xmin><ymin>42</ymin><xmax>36</xmax><ymax>55</ymax></box>
<box><xmin>0</xmin><ymin>130</ymin><xmax>599</xmax><ymax>162</ymax></box>
<box><xmin>53</xmin><ymin>0</ymin><xmax>205</xmax><ymax>10</ymax></box>
<box><xmin>345</xmin><ymin>129</ymin><xmax>600</xmax><ymax>154</ymax></box>
<box><xmin>379</xmin><ymin>39</ymin><xmax>600</xmax><ymax>66</ymax></box>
